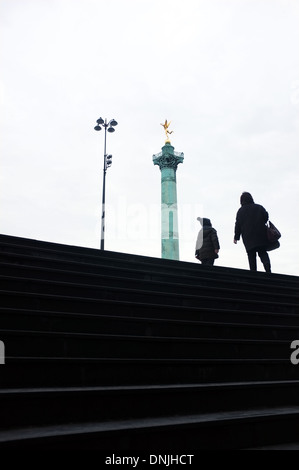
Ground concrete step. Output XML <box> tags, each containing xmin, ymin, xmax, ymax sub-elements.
<box><xmin>1</xmin><ymin>252</ymin><xmax>298</xmax><ymax>298</ymax></box>
<box><xmin>1</xmin><ymin>278</ymin><xmax>298</xmax><ymax>315</ymax></box>
<box><xmin>1</xmin><ymin>356</ymin><xmax>298</xmax><ymax>388</ymax></box>
<box><xmin>1</xmin><ymin>307</ymin><xmax>299</xmax><ymax>340</ymax></box>
<box><xmin>1</xmin><ymin>234</ymin><xmax>298</xmax><ymax>288</ymax></box>
<box><xmin>0</xmin><ymin>328</ymin><xmax>293</xmax><ymax>360</ymax></box>
<box><xmin>1</xmin><ymin>405</ymin><xmax>299</xmax><ymax>449</ymax></box>
<box><xmin>1</xmin><ymin>381</ymin><xmax>299</xmax><ymax>429</ymax></box>
<box><xmin>1</xmin><ymin>289</ymin><xmax>299</xmax><ymax>325</ymax></box>
<box><xmin>1</xmin><ymin>233</ymin><xmax>299</xmax><ymax>449</ymax></box>
<box><xmin>1</xmin><ymin>262</ymin><xmax>298</xmax><ymax>305</ymax></box>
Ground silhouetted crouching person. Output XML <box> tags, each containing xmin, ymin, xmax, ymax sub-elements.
<box><xmin>234</xmin><ymin>192</ymin><xmax>271</xmax><ymax>273</ymax></box>
<box><xmin>195</xmin><ymin>217</ymin><xmax>220</xmax><ymax>266</ymax></box>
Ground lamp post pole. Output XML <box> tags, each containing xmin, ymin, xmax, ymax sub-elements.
<box><xmin>101</xmin><ymin>122</ymin><xmax>107</xmax><ymax>251</ymax></box>
<box><xmin>94</xmin><ymin>117</ymin><xmax>118</xmax><ymax>250</ymax></box>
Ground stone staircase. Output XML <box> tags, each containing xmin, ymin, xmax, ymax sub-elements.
<box><xmin>0</xmin><ymin>233</ymin><xmax>299</xmax><ymax>449</ymax></box>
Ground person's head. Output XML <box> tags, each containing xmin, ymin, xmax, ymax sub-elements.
<box><xmin>240</xmin><ymin>192</ymin><xmax>254</xmax><ymax>206</ymax></box>
<box><xmin>197</xmin><ymin>217</ymin><xmax>212</xmax><ymax>227</ymax></box>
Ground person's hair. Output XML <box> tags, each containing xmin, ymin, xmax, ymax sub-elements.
<box><xmin>240</xmin><ymin>192</ymin><xmax>254</xmax><ymax>206</ymax></box>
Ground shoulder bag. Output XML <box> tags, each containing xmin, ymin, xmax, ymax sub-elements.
<box><xmin>266</xmin><ymin>220</ymin><xmax>281</xmax><ymax>251</ymax></box>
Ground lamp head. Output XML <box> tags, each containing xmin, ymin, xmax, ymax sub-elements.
<box><xmin>106</xmin><ymin>155</ymin><xmax>112</xmax><ymax>169</ymax></box>
<box><xmin>96</xmin><ymin>117</ymin><xmax>104</xmax><ymax>125</ymax></box>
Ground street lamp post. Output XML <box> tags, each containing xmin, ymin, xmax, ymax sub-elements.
<box><xmin>94</xmin><ymin>117</ymin><xmax>118</xmax><ymax>250</ymax></box>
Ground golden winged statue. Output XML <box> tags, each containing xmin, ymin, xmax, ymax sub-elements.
<box><xmin>160</xmin><ymin>119</ymin><xmax>173</xmax><ymax>143</ymax></box>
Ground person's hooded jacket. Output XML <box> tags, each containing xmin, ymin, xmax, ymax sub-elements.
<box><xmin>234</xmin><ymin>192</ymin><xmax>269</xmax><ymax>251</ymax></box>
<box><xmin>195</xmin><ymin>218</ymin><xmax>220</xmax><ymax>261</ymax></box>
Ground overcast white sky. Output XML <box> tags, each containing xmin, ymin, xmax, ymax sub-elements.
<box><xmin>1</xmin><ymin>0</ymin><xmax>298</xmax><ymax>276</ymax></box>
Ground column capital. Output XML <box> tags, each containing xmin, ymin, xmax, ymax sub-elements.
<box><xmin>153</xmin><ymin>143</ymin><xmax>184</xmax><ymax>171</ymax></box>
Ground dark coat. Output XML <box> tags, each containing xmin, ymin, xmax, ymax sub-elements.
<box><xmin>195</xmin><ymin>226</ymin><xmax>220</xmax><ymax>261</ymax></box>
<box><xmin>234</xmin><ymin>203</ymin><xmax>269</xmax><ymax>251</ymax></box>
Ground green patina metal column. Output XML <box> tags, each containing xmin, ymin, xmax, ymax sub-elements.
<box><xmin>153</xmin><ymin>137</ymin><xmax>184</xmax><ymax>260</ymax></box>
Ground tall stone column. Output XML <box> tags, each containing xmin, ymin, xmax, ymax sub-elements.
<box><xmin>153</xmin><ymin>142</ymin><xmax>184</xmax><ymax>260</ymax></box>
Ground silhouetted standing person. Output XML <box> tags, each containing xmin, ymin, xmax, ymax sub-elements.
<box><xmin>234</xmin><ymin>192</ymin><xmax>271</xmax><ymax>272</ymax></box>
<box><xmin>195</xmin><ymin>217</ymin><xmax>220</xmax><ymax>266</ymax></box>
